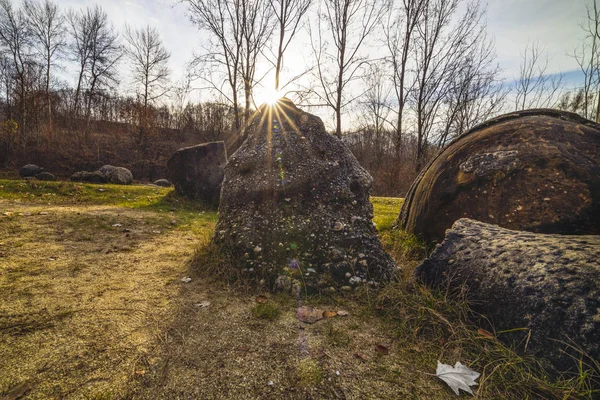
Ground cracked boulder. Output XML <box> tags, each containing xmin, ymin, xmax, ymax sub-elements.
<box><xmin>399</xmin><ymin>109</ymin><xmax>600</xmax><ymax>243</ymax></box>
<box><xmin>415</xmin><ymin>218</ymin><xmax>600</xmax><ymax>376</ymax></box>
<box><xmin>214</xmin><ymin>98</ymin><xmax>396</xmax><ymax>291</ymax></box>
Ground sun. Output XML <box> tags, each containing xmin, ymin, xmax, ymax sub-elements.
<box><xmin>259</xmin><ymin>87</ymin><xmax>283</xmax><ymax>106</ymax></box>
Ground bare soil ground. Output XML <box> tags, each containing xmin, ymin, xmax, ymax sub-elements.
<box><xmin>0</xmin><ymin>187</ymin><xmax>447</xmax><ymax>399</ymax></box>
<box><xmin>1</xmin><ymin>181</ymin><xmax>596</xmax><ymax>399</ymax></box>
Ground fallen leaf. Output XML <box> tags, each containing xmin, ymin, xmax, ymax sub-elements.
<box><xmin>477</xmin><ymin>328</ymin><xmax>494</xmax><ymax>339</ymax></box>
<box><xmin>337</xmin><ymin>310</ymin><xmax>349</xmax><ymax>317</ymax></box>
<box><xmin>194</xmin><ymin>301</ymin><xmax>211</xmax><ymax>308</ymax></box>
<box><xmin>435</xmin><ymin>360</ymin><xmax>480</xmax><ymax>396</ymax></box>
<box><xmin>135</xmin><ymin>370</ymin><xmax>146</xmax><ymax>376</ymax></box>
<box><xmin>298</xmin><ymin>306</ymin><xmax>324</xmax><ymax>324</ymax></box>
<box><xmin>375</xmin><ymin>344</ymin><xmax>389</xmax><ymax>355</ymax></box>
<box><xmin>256</xmin><ymin>295</ymin><xmax>269</xmax><ymax>304</ymax></box>
<box><xmin>323</xmin><ymin>310</ymin><xmax>338</xmax><ymax>318</ymax></box>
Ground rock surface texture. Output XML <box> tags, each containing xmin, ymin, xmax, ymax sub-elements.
<box><xmin>35</xmin><ymin>172</ymin><xmax>56</xmax><ymax>181</ymax></box>
<box><xmin>70</xmin><ymin>171</ymin><xmax>106</xmax><ymax>184</ymax></box>
<box><xmin>167</xmin><ymin>141</ymin><xmax>227</xmax><ymax>206</ymax></box>
<box><xmin>19</xmin><ymin>164</ymin><xmax>43</xmax><ymax>177</ymax></box>
<box><xmin>214</xmin><ymin>98</ymin><xmax>396</xmax><ymax>291</ymax></box>
<box><xmin>399</xmin><ymin>109</ymin><xmax>600</xmax><ymax>243</ymax></box>
<box><xmin>415</xmin><ymin>218</ymin><xmax>600</xmax><ymax>375</ymax></box>
<box><xmin>98</xmin><ymin>165</ymin><xmax>133</xmax><ymax>185</ymax></box>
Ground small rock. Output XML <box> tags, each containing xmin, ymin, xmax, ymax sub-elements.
<box><xmin>307</xmin><ymin>268</ymin><xmax>316</xmax><ymax>273</ymax></box>
<box><xmin>349</xmin><ymin>276</ymin><xmax>361</xmax><ymax>285</ymax></box>
<box><xmin>298</xmin><ymin>306</ymin><xmax>325</xmax><ymax>324</ymax></box>
<box><xmin>154</xmin><ymin>179</ymin><xmax>171</xmax><ymax>187</ymax></box>
<box><xmin>337</xmin><ymin>310</ymin><xmax>349</xmax><ymax>317</ymax></box>
<box><xmin>344</xmin><ymin>272</ymin><xmax>352</xmax><ymax>279</ymax></box>
<box><xmin>333</xmin><ymin>221</ymin><xmax>344</xmax><ymax>231</ymax></box>
<box><xmin>181</xmin><ymin>276</ymin><xmax>192</xmax><ymax>283</ymax></box>
<box><xmin>254</xmin><ymin>246</ymin><xmax>262</xmax><ymax>253</ymax></box>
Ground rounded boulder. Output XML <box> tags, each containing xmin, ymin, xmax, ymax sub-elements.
<box><xmin>399</xmin><ymin>109</ymin><xmax>600</xmax><ymax>243</ymax></box>
<box><xmin>19</xmin><ymin>164</ymin><xmax>43</xmax><ymax>177</ymax></box>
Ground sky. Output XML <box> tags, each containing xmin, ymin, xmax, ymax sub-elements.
<box><xmin>16</xmin><ymin>0</ymin><xmax>594</xmax><ymax>124</ymax></box>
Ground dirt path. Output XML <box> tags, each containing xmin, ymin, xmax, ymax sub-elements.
<box><xmin>0</xmin><ymin>200</ymin><xmax>449</xmax><ymax>399</ymax></box>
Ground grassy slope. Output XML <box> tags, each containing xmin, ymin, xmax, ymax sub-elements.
<box><xmin>0</xmin><ymin>180</ymin><xmax>597</xmax><ymax>399</ymax></box>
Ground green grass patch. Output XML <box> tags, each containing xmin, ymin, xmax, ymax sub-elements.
<box><xmin>295</xmin><ymin>358</ymin><xmax>323</xmax><ymax>387</ymax></box>
<box><xmin>250</xmin><ymin>302</ymin><xmax>281</xmax><ymax>320</ymax></box>
<box><xmin>371</xmin><ymin>196</ymin><xmax>403</xmax><ymax>231</ymax></box>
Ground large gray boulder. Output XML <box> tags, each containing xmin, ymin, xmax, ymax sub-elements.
<box><xmin>399</xmin><ymin>109</ymin><xmax>600</xmax><ymax>243</ymax></box>
<box><xmin>415</xmin><ymin>218</ymin><xmax>600</xmax><ymax>376</ymax></box>
<box><xmin>214</xmin><ymin>98</ymin><xmax>396</xmax><ymax>291</ymax></box>
<box><xmin>98</xmin><ymin>165</ymin><xmax>133</xmax><ymax>185</ymax></box>
<box><xmin>167</xmin><ymin>141</ymin><xmax>227</xmax><ymax>206</ymax></box>
<box><xmin>19</xmin><ymin>164</ymin><xmax>43</xmax><ymax>177</ymax></box>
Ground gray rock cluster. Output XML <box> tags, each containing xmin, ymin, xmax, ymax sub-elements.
<box><xmin>167</xmin><ymin>141</ymin><xmax>227</xmax><ymax>206</ymax></box>
<box><xmin>71</xmin><ymin>165</ymin><xmax>133</xmax><ymax>185</ymax></box>
<box><xmin>213</xmin><ymin>98</ymin><xmax>396</xmax><ymax>291</ymax></box>
<box><xmin>416</xmin><ymin>218</ymin><xmax>600</xmax><ymax>376</ymax></box>
<box><xmin>19</xmin><ymin>164</ymin><xmax>56</xmax><ymax>181</ymax></box>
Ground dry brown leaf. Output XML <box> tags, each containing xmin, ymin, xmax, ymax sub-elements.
<box><xmin>477</xmin><ymin>328</ymin><xmax>494</xmax><ymax>339</ymax></box>
<box><xmin>256</xmin><ymin>295</ymin><xmax>269</xmax><ymax>303</ymax></box>
<box><xmin>375</xmin><ymin>344</ymin><xmax>389</xmax><ymax>355</ymax></box>
<box><xmin>323</xmin><ymin>310</ymin><xmax>338</xmax><ymax>318</ymax></box>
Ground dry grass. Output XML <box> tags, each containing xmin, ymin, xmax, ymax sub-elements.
<box><xmin>1</xmin><ymin>185</ymin><xmax>597</xmax><ymax>399</ymax></box>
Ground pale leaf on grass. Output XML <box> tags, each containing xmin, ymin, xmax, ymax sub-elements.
<box><xmin>436</xmin><ymin>360</ymin><xmax>480</xmax><ymax>396</ymax></box>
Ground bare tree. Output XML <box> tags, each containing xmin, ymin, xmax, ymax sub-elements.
<box><xmin>269</xmin><ymin>0</ymin><xmax>311</xmax><ymax>91</ymax></box>
<box><xmin>67</xmin><ymin>5</ymin><xmax>121</xmax><ymax>141</ymax></box>
<box><xmin>124</xmin><ymin>24</ymin><xmax>170</xmax><ymax>111</ymax></box>
<box><xmin>239</xmin><ymin>0</ymin><xmax>273</xmax><ymax>127</ymax></box>
<box><xmin>0</xmin><ymin>0</ymin><xmax>33</xmax><ymax>142</ymax></box>
<box><xmin>358</xmin><ymin>63</ymin><xmax>391</xmax><ymax>161</ymax></box>
<box><xmin>183</xmin><ymin>0</ymin><xmax>243</xmax><ymax>130</ymax></box>
<box><xmin>66</xmin><ymin>7</ymin><xmax>91</xmax><ymax>116</ymax></box>
<box><xmin>411</xmin><ymin>0</ymin><xmax>489</xmax><ymax>170</ymax></box>
<box><xmin>23</xmin><ymin>0</ymin><xmax>65</xmax><ymax>129</ymax></box>
<box><xmin>515</xmin><ymin>41</ymin><xmax>563</xmax><ymax>111</ymax></box>
<box><xmin>311</xmin><ymin>0</ymin><xmax>384</xmax><ymax>138</ymax></box>
<box><xmin>384</xmin><ymin>0</ymin><xmax>425</xmax><ymax>158</ymax></box>
<box><xmin>438</xmin><ymin>34</ymin><xmax>505</xmax><ymax>146</ymax></box>
<box><xmin>572</xmin><ymin>0</ymin><xmax>600</xmax><ymax>120</ymax></box>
